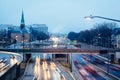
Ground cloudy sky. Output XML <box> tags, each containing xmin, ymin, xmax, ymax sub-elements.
<box><xmin>0</xmin><ymin>0</ymin><xmax>120</xmax><ymax>33</ymax></box>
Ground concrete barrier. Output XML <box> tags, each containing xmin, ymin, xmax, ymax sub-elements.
<box><xmin>0</xmin><ymin>64</ymin><xmax>17</xmax><ymax>80</ymax></box>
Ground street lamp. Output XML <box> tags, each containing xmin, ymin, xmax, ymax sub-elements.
<box><xmin>21</xmin><ymin>31</ymin><xmax>25</xmax><ymax>61</ymax></box>
<box><xmin>84</xmin><ymin>15</ymin><xmax>120</xmax><ymax>22</ymax></box>
<box><xmin>15</xmin><ymin>35</ymin><xmax>18</xmax><ymax>43</ymax></box>
<box><xmin>98</xmin><ymin>33</ymin><xmax>101</xmax><ymax>50</ymax></box>
<box><xmin>84</xmin><ymin>15</ymin><xmax>120</xmax><ymax>74</ymax></box>
<box><xmin>22</xmin><ymin>33</ymin><xmax>24</xmax><ymax>49</ymax></box>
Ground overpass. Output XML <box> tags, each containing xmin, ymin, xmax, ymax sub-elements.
<box><xmin>0</xmin><ymin>48</ymin><xmax>103</xmax><ymax>54</ymax></box>
<box><xmin>0</xmin><ymin>51</ymin><xmax>22</xmax><ymax>57</ymax></box>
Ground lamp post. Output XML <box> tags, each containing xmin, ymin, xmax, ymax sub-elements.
<box><xmin>98</xmin><ymin>33</ymin><xmax>101</xmax><ymax>50</ymax></box>
<box><xmin>84</xmin><ymin>15</ymin><xmax>120</xmax><ymax>74</ymax></box>
<box><xmin>84</xmin><ymin>15</ymin><xmax>120</xmax><ymax>22</ymax></box>
<box><xmin>22</xmin><ymin>33</ymin><xmax>24</xmax><ymax>49</ymax></box>
<box><xmin>22</xmin><ymin>32</ymin><xmax>25</xmax><ymax>61</ymax></box>
<box><xmin>15</xmin><ymin>35</ymin><xmax>18</xmax><ymax>46</ymax></box>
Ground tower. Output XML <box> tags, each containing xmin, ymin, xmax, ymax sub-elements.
<box><xmin>20</xmin><ymin>11</ymin><xmax>25</xmax><ymax>30</ymax></box>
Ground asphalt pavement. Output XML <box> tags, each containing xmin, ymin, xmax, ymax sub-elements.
<box><xmin>82</xmin><ymin>54</ymin><xmax>120</xmax><ymax>79</ymax></box>
<box><xmin>72</xmin><ymin>54</ymin><xmax>106</xmax><ymax>80</ymax></box>
<box><xmin>21</xmin><ymin>56</ymin><xmax>74</xmax><ymax>80</ymax></box>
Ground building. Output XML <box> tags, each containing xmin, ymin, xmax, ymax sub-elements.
<box><xmin>10</xmin><ymin>11</ymin><xmax>30</xmax><ymax>43</ymax></box>
<box><xmin>112</xmin><ymin>28</ymin><xmax>120</xmax><ymax>49</ymax></box>
<box><xmin>31</xmin><ymin>24</ymin><xmax>48</xmax><ymax>34</ymax></box>
<box><xmin>3</xmin><ymin>11</ymin><xmax>49</xmax><ymax>43</ymax></box>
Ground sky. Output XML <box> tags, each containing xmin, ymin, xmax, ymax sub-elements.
<box><xmin>0</xmin><ymin>0</ymin><xmax>120</xmax><ymax>33</ymax></box>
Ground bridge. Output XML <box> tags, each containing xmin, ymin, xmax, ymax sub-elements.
<box><xmin>0</xmin><ymin>48</ymin><xmax>106</xmax><ymax>54</ymax></box>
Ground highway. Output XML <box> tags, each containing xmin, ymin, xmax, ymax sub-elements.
<box><xmin>22</xmin><ymin>56</ymin><xmax>71</xmax><ymax>80</ymax></box>
<box><xmin>0</xmin><ymin>57</ymin><xmax>18</xmax><ymax>77</ymax></box>
<box><xmin>67</xmin><ymin>43</ymin><xmax>120</xmax><ymax>80</ymax></box>
<box><xmin>1</xmin><ymin>39</ymin><xmax>120</xmax><ymax>80</ymax></box>
<box><xmin>72</xmin><ymin>54</ymin><xmax>106</xmax><ymax>80</ymax></box>
<box><xmin>82</xmin><ymin>54</ymin><xmax>120</xmax><ymax>79</ymax></box>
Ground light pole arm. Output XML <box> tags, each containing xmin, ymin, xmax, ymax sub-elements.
<box><xmin>85</xmin><ymin>15</ymin><xmax>120</xmax><ymax>22</ymax></box>
<box><xmin>93</xmin><ymin>16</ymin><xmax>120</xmax><ymax>22</ymax></box>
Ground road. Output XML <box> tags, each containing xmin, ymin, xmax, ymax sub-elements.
<box><xmin>82</xmin><ymin>54</ymin><xmax>120</xmax><ymax>79</ymax></box>
<box><xmin>72</xmin><ymin>54</ymin><xmax>110</xmax><ymax>80</ymax></box>
<box><xmin>3</xmin><ymin>39</ymin><xmax>120</xmax><ymax>80</ymax></box>
<box><xmin>68</xmin><ymin>43</ymin><xmax>120</xmax><ymax>80</ymax></box>
<box><xmin>0</xmin><ymin>57</ymin><xmax>18</xmax><ymax>77</ymax></box>
<box><xmin>22</xmin><ymin>56</ymin><xmax>72</xmax><ymax>80</ymax></box>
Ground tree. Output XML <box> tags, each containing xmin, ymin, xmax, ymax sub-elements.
<box><xmin>93</xmin><ymin>22</ymin><xmax>117</xmax><ymax>47</ymax></box>
<box><xmin>31</xmin><ymin>29</ymin><xmax>38</xmax><ymax>40</ymax></box>
<box><xmin>0</xmin><ymin>30</ymin><xmax>6</xmax><ymax>41</ymax></box>
<box><xmin>67</xmin><ymin>32</ymin><xmax>78</xmax><ymax>41</ymax></box>
<box><xmin>67</xmin><ymin>22</ymin><xmax>118</xmax><ymax>47</ymax></box>
<box><xmin>37</xmin><ymin>32</ymin><xmax>49</xmax><ymax>42</ymax></box>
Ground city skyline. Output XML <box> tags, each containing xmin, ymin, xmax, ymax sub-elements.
<box><xmin>0</xmin><ymin>1</ymin><xmax>120</xmax><ymax>80</ymax></box>
<box><xmin>0</xmin><ymin>0</ymin><xmax>120</xmax><ymax>33</ymax></box>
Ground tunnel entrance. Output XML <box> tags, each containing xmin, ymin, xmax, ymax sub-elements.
<box><xmin>25</xmin><ymin>54</ymin><xmax>31</xmax><ymax>62</ymax></box>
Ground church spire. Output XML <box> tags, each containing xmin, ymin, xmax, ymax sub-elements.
<box><xmin>20</xmin><ymin>11</ymin><xmax>25</xmax><ymax>29</ymax></box>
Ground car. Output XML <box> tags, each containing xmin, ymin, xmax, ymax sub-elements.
<box><xmin>89</xmin><ymin>54</ymin><xmax>94</xmax><ymax>56</ymax></box>
<box><xmin>74</xmin><ymin>60</ymin><xmax>79</xmax><ymax>65</ymax></box>
<box><xmin>0</xmin><ymin>63</ymin><xmax>5</xmax><ymax>69</ymax></box>
<box><xmin>36</xmin><ymin>62</ymin><xmax>39</xmax><ymax>66</ymax></box>
<box><xmin>0</xmin><ymin>58</ymin><xmax>7</xmax><ymax>63</ymax></box>
<box><xmin>82</xmin><ymin>56</ymin><xmax>90</xmax><ymax>62</ymax></box>
<box><xmin>56</xmin><ymin>68</ymin><xmax>61</xmax><ymax>73</ymax></box>
<box><xmin>77</xmin><ymin>64</ymin><xmax>96</xmax><ymax>80</ymax></box>
<box><xmin>79</xmin><ymin>69</ymin><xmax>89</xmax><ymax>76</ymax></box>
<box><xmin>116</xmin><ymin>66</ymin><xmax>120</xmax><ymax>69</ymax></box>
<box><xmin>79</xmin><ymin>69</ymin><xmax>96</xmax><ymax>80</ymax></box>
<box><xmin>110</xmin><ymin>67</ymin><xmax>120</xmax><ymax>71</ymax></box>
<box><xmin>95</xmin><ymin>58</ymin><xmax>105</xmax><ymax>64</ymax></box>
<box><xmin>46</xmin><ymin>68</ymin><xmax>48</xmax><ymax>71</ymax></box>
<box><xmin>2</xmin><ymin>58</ymin><xmax>7</xmax><ymax>63</ymax></box>
<box><xmin>114</xmin><ymin>61</ymin><xmax>119</xmax><ymax>64</ymax></box>
<box><xmin>76</xmin><ymin>65</ymin><xmax>81</xmax><ymax>69</ymax></box>
<box><xmin>33</xmin><ymin>76</ymin><xmax>37</xmax><ymax>80</ymax></box>
<box><xmin>0</xmin><ymin>58</ymin><xmax>3</xmax><ymax>63</ymax></box>
<box><xmin>60</xmin><ymin>74</ymin><xmax>65</xmax><ymax>80</ymax></box>
<box><xmin>84</xmin><ymin>66</ymin><xmax>97</xmax><ymax>76</ymax></box>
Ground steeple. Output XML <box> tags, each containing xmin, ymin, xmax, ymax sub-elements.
<box><xmin>20</xmin><ymin>11</ymin><xmax>25</xmax><ymax>29</ymax></box>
